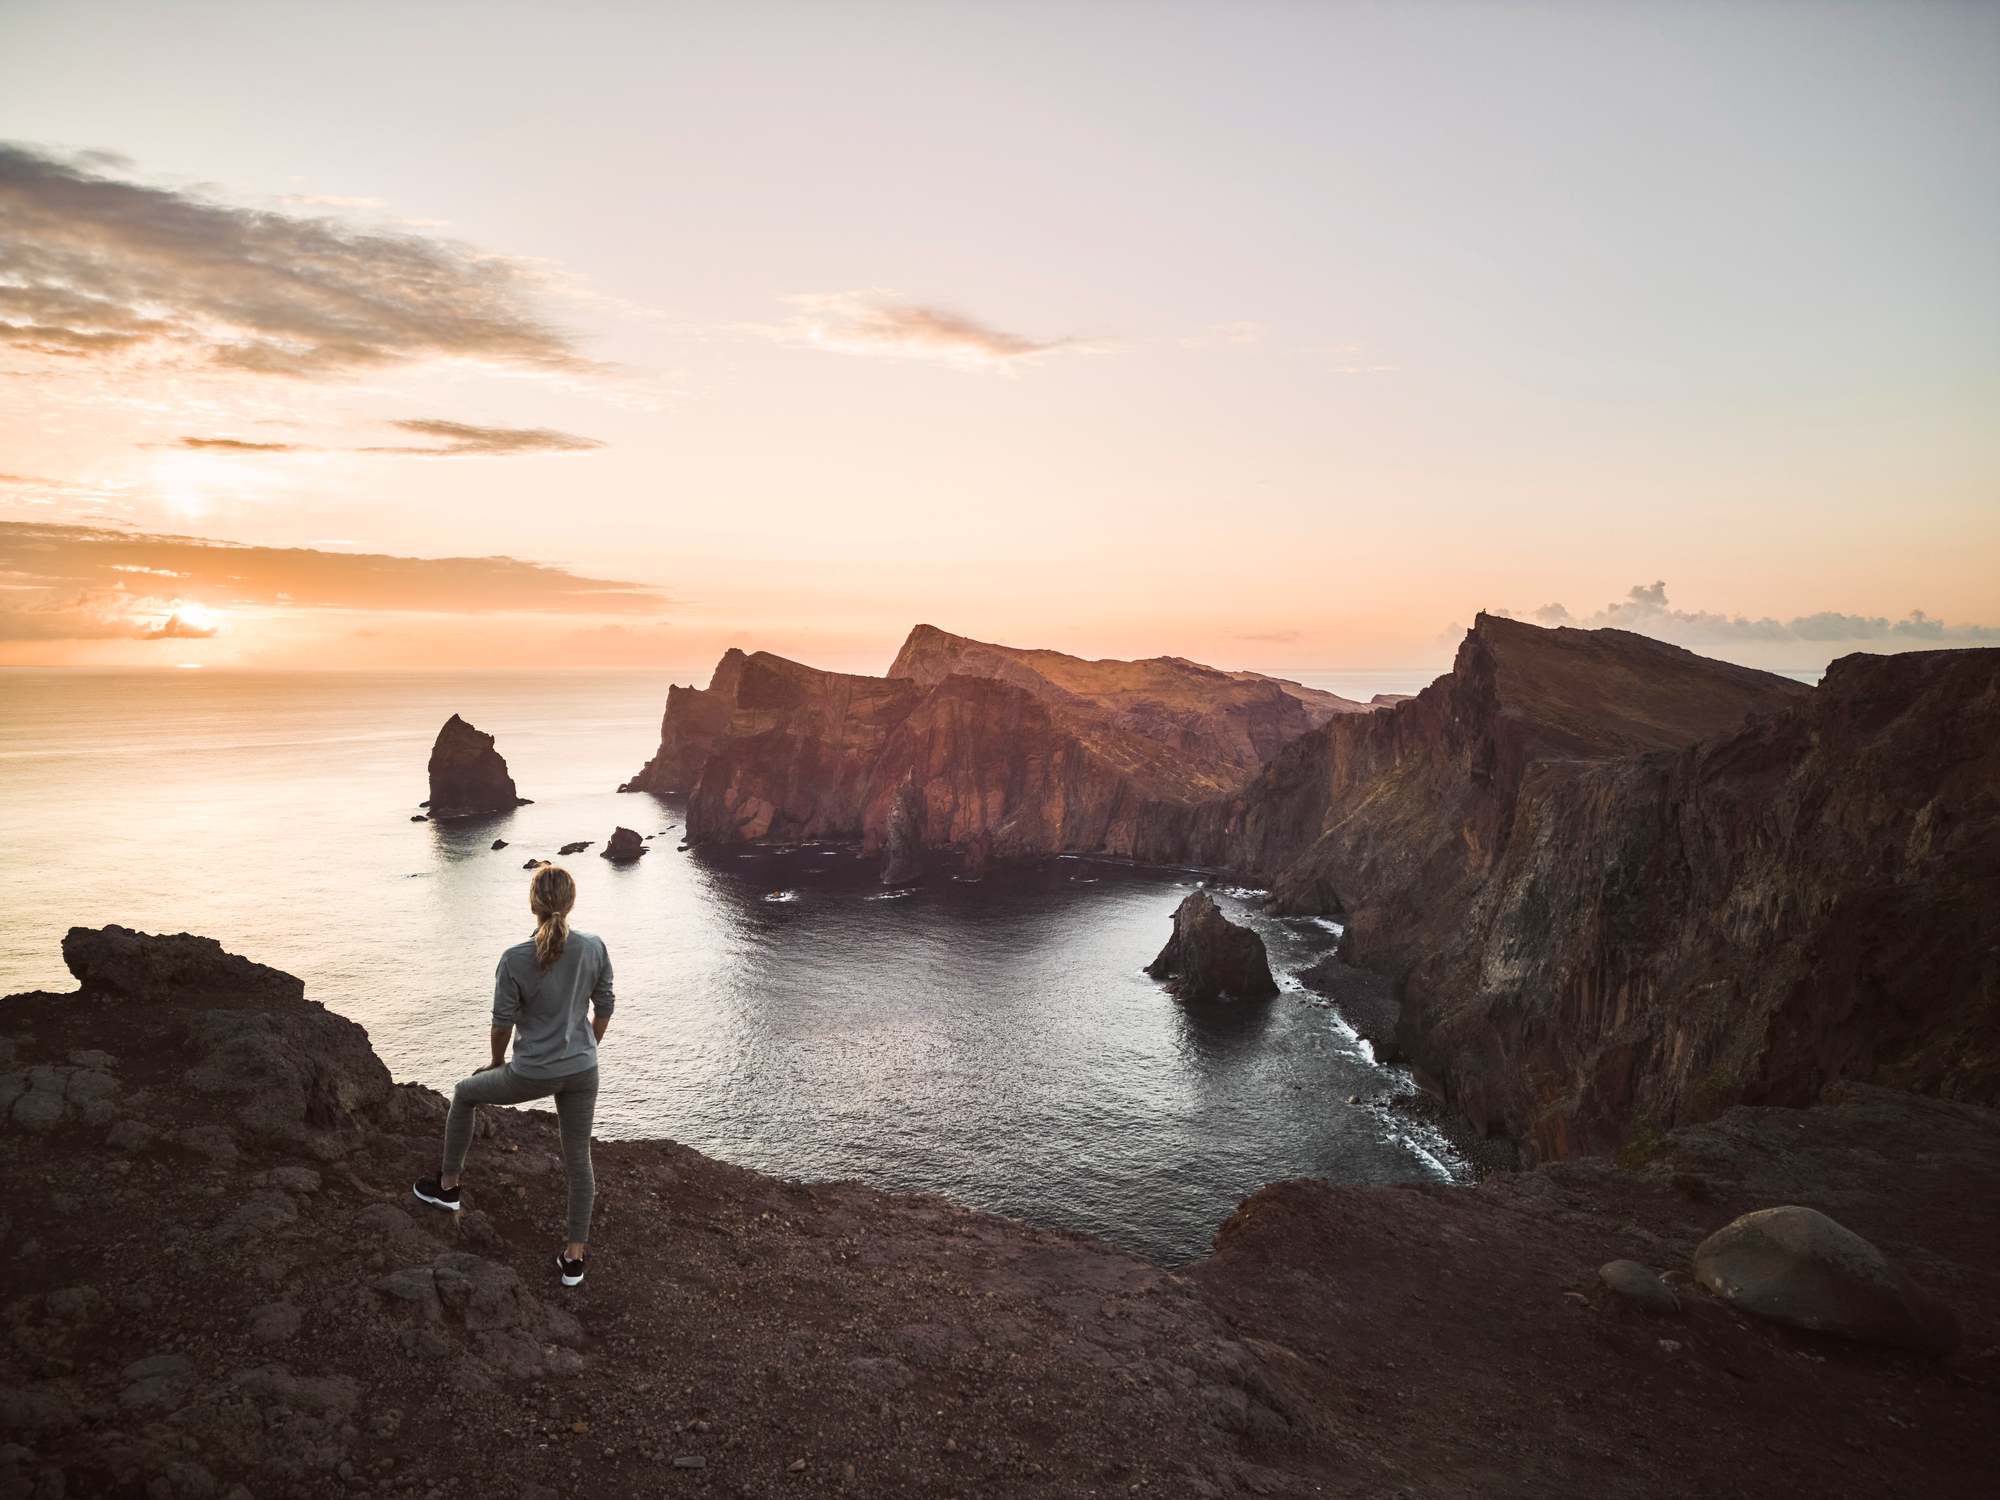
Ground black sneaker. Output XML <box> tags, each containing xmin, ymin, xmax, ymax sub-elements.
<box><xmin>556</xmin><ymin>1252</ymin><xmax>586</xmax><ymax>1287</ymax></box>
<box><xmin>412</xmin><ymin>1176</ymin><xmax>461</xmax><ymax>1212</ymax></box>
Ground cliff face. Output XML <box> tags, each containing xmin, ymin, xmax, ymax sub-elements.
<box><xmin>1149</xmin><ymin>613</ymin><xmax>1814</xmax><ymax>932</ymax></box>
<box><xmin>1407</xmin><ymin>645</ymin><xmax>2000</xmax><ymax>1159</ymax></box>
<box><xmin>621</xmin><ymin>625</ymin><xmax>1378</xmax><ymax>858</ymax></box>
<box><xmin>1153</xmin><ymin>616</ymin><xmax>1997</xmax><ymax>1160</ymax></box>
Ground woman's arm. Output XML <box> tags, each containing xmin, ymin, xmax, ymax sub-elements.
<box><xmin>589</xmin><ymin>938</ymin><xmax>615</xmax><ymax>1045</ymax></box>
<box><xmin>489</xmin><ymin>1024</ymin><xmax>512</xmax><ymax>1068</ymax></box>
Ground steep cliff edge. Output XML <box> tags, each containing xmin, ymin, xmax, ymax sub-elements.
<box><xmin>4</xmin><ymin>930</ymin><xmax>1997</xmax><ymax>1498</ymax></box>
<box><xmin>1405</xmin><ymin>644</ymin><xmax>2000</xmax><ymax>1159</ymax></box>
<box><xmin>1155</xmin><ymin>617</ymin><xmax>1997</xmax><ymax>1161</ymax></box>
<box><xmin>620</xmin><ymin>625</ymin><xmax>1378</xmax><ymax>859</ymax></box>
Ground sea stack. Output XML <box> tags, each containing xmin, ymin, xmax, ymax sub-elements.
<box><xmin>426</xmin><ymin>715</ymin><xmax>527</xmax><ymax>819</ymax></box>
<box><xmin>602</xmin><ymin>827</ymin><xmax>647</xmax><ymax>862</ymax></box>
<box><xmin>1146</xmin><ymin>890</ymin><xmax>1279</xmax><ymax>1001</ymax></box>
<box><xmin>880</xmin><ymin>775</ymin><xmax>926</xmax><ymax>886</ymax></box>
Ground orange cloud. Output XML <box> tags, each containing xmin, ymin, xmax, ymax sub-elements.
<box><xmin>0</xmin><ymin>520</ymin><xmax>666</xmax><ymax>642</ymax></box>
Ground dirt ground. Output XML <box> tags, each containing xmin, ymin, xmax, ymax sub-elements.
<box><xmin>3</xmin><ymin>929</ymin><xmax>1996</xmax><ymax>1498</ymax></box>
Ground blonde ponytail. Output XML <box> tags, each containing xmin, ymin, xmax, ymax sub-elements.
<box><xmin>529</xmin><ymin>864</ymin><xmax>577</xmax><ymax>969</ymax></box>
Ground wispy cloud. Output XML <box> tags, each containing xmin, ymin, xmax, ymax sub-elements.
<box><xmin>0</xmin><ymin>142</ymin><xmax>584</xmax><ymax>378</ymax></box>
<box><xmin>1525</xmin><ymin>581</ymin><xmax>1998</xmax><ymax>649</ymax></box>
<box><xmin>361</xmin><ymin>419</ymin><xmax>605</xmax><ymax>457</ymax></box>
<box><xmin>0</xmin><ymin>520</ymin><xmax>666</xmax><ymax>641</ymax></box>
<box><xmin>166</xmin><ymin>419</ymin><xmax>604</xmax><ymax>459</ymax></box>
<box><xmin>755</xmin><ymin>292</ymin><xmax>1077</xmax><ymax>371</ymax></box>
<box><xmin>175</xmin><ymin>437</ymin><xmax>304</xmax><ymax>453</ymax></box>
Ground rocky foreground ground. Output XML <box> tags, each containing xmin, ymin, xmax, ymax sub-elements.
<box><xmin>4</xmin><ymin>929</ymin><xmax>1998</xmax><ymax>1499</ymax></box>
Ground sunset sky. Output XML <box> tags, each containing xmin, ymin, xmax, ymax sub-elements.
<box><xmin>2</xmin><ymin>1</ymin><xmax>1995</xmax><ymax>678</ymax></box>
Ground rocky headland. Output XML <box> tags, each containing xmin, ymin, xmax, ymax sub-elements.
<box><xmin>1149</xmin><ymin>618</ymin><xmax>2000</xmax><ymax>1163</ymax></box>
<box><xmin>5</xmin><ymin>927</ymin><xmax>1999</xmax><ymax>1498</ymax></box>
<box><xmin>425</xmin><ymin>716</ymin><xmax>530</xmax><ymax>820</ymax></box>
<box><xmin>617</xmin><ymin>626</ymin><xmax>1376</xmax><ymax>865</ymax></box>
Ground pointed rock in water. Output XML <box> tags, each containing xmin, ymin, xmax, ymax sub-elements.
<box><xmin>1146</xmin><ymin>890</ymin><xmax>1278</xmax><ymax>1002</ymax></box>
<box><xmin>522</xmin><ymin>858</ymin><xmax>549</xmax><ymax>870</ymax></box>
<box><xmin>1692</xmin><ymin>1205</ymin><xmax>1958</xmax><ymax>1353</ymax></box>
<box><xmin>880</xmin><ymin>774</ymin><xmax>925</xmax><ymax>886</ymax></box>
<box><xmin>426</xmin><ymin>715</ymin><xmax>526</xmax><ymax>819</ymax></box>
<box><xmin>602</xmin><ymin>827</ymin><xmax>646</xmax><ymax>862</ymax></box>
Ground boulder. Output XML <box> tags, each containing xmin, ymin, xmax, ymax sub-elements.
<box><xmin>522</xmin><ymin>858</ymin><xmax>550</xmax><ymax>871</ymax></box>
<box><xmin>491</xmin><ymin>839</ymin><xmax>508</xmax><ymax>851</ymax></box>
<box><xmin>602</xmin><ymin>827</ymin><xmax>647</xmax><ymax>862</ymax></box>
<box><xmin>557</xmin><ymin>841</ymin><xmax>591</xmax><ymax>856</ymax></box>
<box><xmin>1598</xmin><ymin>1260</ymin><xmax>1679</xmax><ymax>1315</ymax></box>
<box><xmin>1145</xmin><ymin>891</ymin><xmax>1279</xmax><ymax>1002</ymax></box>
<box><xmin>1691</xmin><ymin>1205</ymin><xmax>1959</xmax><ymax>1354</ymax></box>
<box><xmin>426</xmin><ymin>715</ymin><xmax>526</xmax><ymax>819</ymax></box>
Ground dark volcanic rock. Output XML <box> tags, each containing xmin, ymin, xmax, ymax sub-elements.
<box><xmin>491</xmin><ymin>838</ymin><xmax>507</xmax><ymax>850</ymax></box>
<box><xmin>6</xmin><ymin>932</ymin><xmax>2000</xmax><ymax>1499</ymax></box>
<box><xmin>426</xmin><ymin>715</ymin><xmax>525</xmax><ymax>819</ymax></box>
<box><xmin>601</xmin><ymin>827</ymin><xmax>646</xmax><ymax>862</ymax></box>
<box><xmin>556</xmin><ymin>841</ymin><xmax>591</xmax><ymax>856</ymax></box>
<box><xmin>1145</xmin><ymin>890</ymin><xmax>1278</xmax><ymax>1002</ymax></box>
<box><xmin>1692</xmin><ymin>1205</ymin><xmax>1959</xmax><ymax>1354</ymax></box>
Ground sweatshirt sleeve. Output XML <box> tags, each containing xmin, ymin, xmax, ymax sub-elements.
<box><xmin>492</xmin><ymin>954</ymin><xmax>522</xmax><ymax>1028</ymax></box>
<box><xmin>591</xmin><ymin>938</ymin><xmax>616</xmax><ymax>1019</ymax></box>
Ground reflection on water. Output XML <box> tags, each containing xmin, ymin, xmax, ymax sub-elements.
<box><xmin>0</xmin><ymin>668</ymin><xmax>1462</xmax><ymax>1263</ymax></box>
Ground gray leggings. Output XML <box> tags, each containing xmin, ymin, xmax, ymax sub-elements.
<box><xmin>442</xmin><ymin>1064</ymin><xmax>598</xmax><ymax>1243</ymax></box>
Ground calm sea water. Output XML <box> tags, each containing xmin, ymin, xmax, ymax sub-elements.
<box><xmin>0</xmin><ymin>667</ymin><xmax>1462</xmax><ymax>1262</ymax></box>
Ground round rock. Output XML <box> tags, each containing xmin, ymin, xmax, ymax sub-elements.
<box><xmin>1691</xmin><ymin>1205</ymin><xmax>1958</xmax><ymax>1354</ymax></box>
<box><xmin>1598</xmin><ymin>1260</ymin><xmax>1679</xmax><ymax>1315</ymax></box>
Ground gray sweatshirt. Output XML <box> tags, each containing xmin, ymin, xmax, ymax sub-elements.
<box><xmin>492</xmin><ymin>930</ymin><xmax>615</xmax><ymax>1079</ymax></box>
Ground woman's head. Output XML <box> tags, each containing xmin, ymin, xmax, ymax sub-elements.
<box><xmin>529</xmin><ymin>864</ymin><xmax>577</xmax><ymax>968</ymax></box>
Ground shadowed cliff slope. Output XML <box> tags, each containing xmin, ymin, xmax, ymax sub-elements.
<box><xmin>5</xmin><ymin>929</ymin><xmax>1999</xmax><ymax>1498</ymax></box>
<box><xmin>620</xmin><ymin>626</ymin><xmax>1376</xmax><ymax>859</ymax></box>
<box><xmin>1151</xmin><ymin>617</ymin><xmax>1998</xmax><ymax>1161</ymax></box>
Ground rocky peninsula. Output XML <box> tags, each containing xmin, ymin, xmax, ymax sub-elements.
<box><xmin>618</xmin><ymin>626</ymin><xmax>1374</xmax><ymax>866</ymax></box>
<box><xmin>5</xmin><ymin>927</ymin><xmax>1998</xmax><ymax>1498</ymax></box>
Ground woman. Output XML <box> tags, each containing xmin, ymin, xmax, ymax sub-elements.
<box><xmin>413</xmin><ymin>864</ymin><xmax>614</xmax><ymax>1287</ymax></box>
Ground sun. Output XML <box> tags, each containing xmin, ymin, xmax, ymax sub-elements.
<box><xmin>171</xmin><ymin>601</ymin><xmax>221</xmax><ymax>634</ymax></box>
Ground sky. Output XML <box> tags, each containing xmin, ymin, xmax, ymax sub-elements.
<box><xmin>1</xmin><ymin>0</ymin><xmax>1995</xmax><ymax>678</ymax></box>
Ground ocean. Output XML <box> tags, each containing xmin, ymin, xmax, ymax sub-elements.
<box><xmin>0</xmin><ymin>666</ymin><xmax>1464</xmax><ymax>1263</ymax></box>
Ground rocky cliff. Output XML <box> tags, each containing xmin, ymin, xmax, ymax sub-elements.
<box><xmin>426</xmin><ymin>714</ymin><xmax>528</xmax><ymax>819</ymax></box>
<box><xmin>1151</xmin><ymin>616</ymin><xmax>1998</xmax><ymax>1162</ymax></box>
<box><xmin>4</xmin><ymin>929</ymin><xmax>1998</xmax><ymax>1498</ymax></box>
<box><xmin>620</xmin><ymin>625</ymin><xmax>1376</xmax><ymax>862</ymax></box>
